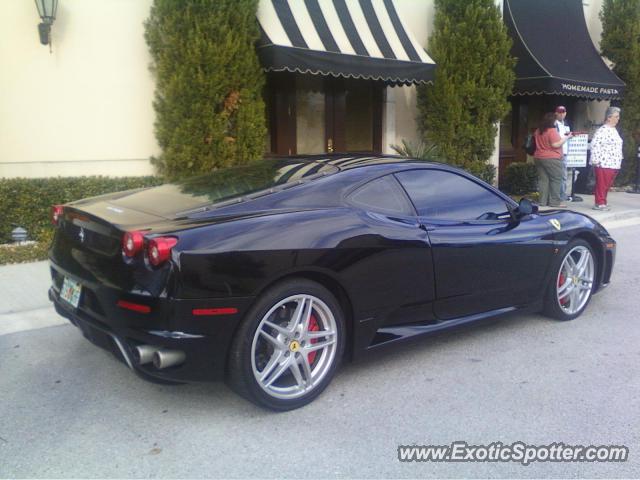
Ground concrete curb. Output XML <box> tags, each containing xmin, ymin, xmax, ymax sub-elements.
<box><xmin>540</xmin><ymin>207</ymin><xmax>640</xmax><ymax>226</ymax></box>
<box><xmin>577</xmin><ymin>209</ymin><xmax>640</xmax><ymax>229</ymax></box>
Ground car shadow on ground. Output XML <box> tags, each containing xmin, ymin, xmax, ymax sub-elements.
<box><xmin>342</xmin><ymin>309</ymin><xmax>555</xmax><ymax>372</ymax></box>
<box><xmin>0</xmin><ymin>306</ymin><xmax>580</xmax><ymax>420</ymax></box>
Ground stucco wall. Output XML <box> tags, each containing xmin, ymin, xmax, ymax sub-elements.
<box><xmin>388</xmin><ymin>1</ymin><xmax>611</xmax><ymax>173</ymax></box>
<box><xmin>0</xmin><ymin>0</ymin><xmax>158</xmax><ymax>178</ymax></box>
<box><xmin>0</xmin><ymin>0</ymin><xmax>611</xmax><ymax>179</ymax></box>
<box><xmin>580</xmin><ymin>0</ymin><xmax>609</xmax><ymax>132</ymax></box>
<box><xmin>583</xmin><ymin>0</ymin><xmax>604</xmax><ymax>49</ymax></box>
<box><xmin>388</xmin><ymin>0</ymin><xmax>434</xmax><ymax>152</ymax></box>
<box><xmin>388</xmin><ymin>0</ymin><xmax>501</xmax><ymax>174</ymax></box>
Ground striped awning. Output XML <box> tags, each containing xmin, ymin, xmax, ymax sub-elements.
<box><xmin>257</xmin><ymin>0</ymin><xmax>435</xmax><ymax>86</ymax></box>
<box><xmin>505</xmin><ymin>0</ymin><xmax>625</xmax><ymax>99</ymax></box>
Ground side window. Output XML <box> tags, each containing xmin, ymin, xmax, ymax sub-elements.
<box><xmin>395</xmin><ymin>169</ymin><xmax>508</xmax><ymax>220</ymax></box>
<box><xmin>348</xmin><ymin>175</ymin><xmax>415</xmax><ymax>215</ymax></box>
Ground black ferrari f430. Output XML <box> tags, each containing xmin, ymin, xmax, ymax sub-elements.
<box><xmin>48</xmin><ymin>156</ymin><xmax>616</xmax><ymax>410</ymax></box>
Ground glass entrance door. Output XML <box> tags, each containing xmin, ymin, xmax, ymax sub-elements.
<box><xmin>268</xmin><ymin>73</ymin><xmax>382</xmax><ymax>156</ymax></box>
<box><xmin>324</xmin><ymin>77</ymin><xmax>382</xmax><ymax>154</ymax></box>
<box><xmin>296</xmin><ymin>76</ymin><xmax>326</xmax><ymax>154</ymax></box>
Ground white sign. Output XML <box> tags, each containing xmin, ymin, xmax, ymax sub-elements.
<box><xmin>566</xmin><ymin>134</ymin><xmax>589</xmax><ymax>168</ymax></box>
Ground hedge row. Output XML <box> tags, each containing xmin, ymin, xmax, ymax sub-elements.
<box><xmin>502</xmin><ymin>162</ymin><xmax>538</xmax><ymax>195</ymax></box>
<box><xmin>0</xmin><ymin>176</ymin><xmax>164</xmax><ymax>245</ymax></box>
<box><xmin>0</xmin><ymin>233</ymin><xmax>52</xmax><ymax>265</ymax></box>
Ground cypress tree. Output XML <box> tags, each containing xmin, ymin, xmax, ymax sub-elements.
<box><xmin>145</xmin><ymin>0</ymin><xmax>267</xmax><ymax>179</ymax></box>
<box><xmin>417</xmin><ymin>0</ymin><xmax>515</xmax><ymax>183</ymax></box>
<box><xmin>600</xmin><ymin>0</ymin><xmax>640</xmax><ymax>184</ymax></box>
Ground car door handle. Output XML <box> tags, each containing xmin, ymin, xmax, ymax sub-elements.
<box><xmin>419</xmin><ymin>224</ymin><xmax>436</xmax><ymax>232</ymax></box>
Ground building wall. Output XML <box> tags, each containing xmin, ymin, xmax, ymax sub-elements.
<box><xmin>388</xmin><ymin>0</ymin><xmax>501</xmax><ymax>174</ymax></box>
<box><xmin>387</xmin><ymin>0</ymin><xmax>434</xmax><ymax>153</ymax></box>
<box><xmin>578</xmin><ymin>0</ymin><xmax>609</xmax><ymax>133</ymax></box>
<box><xmin>0</xmin><ymin>0</ymin><xmax>612</xmax><ymax>179</ymax></box>
<box><xmin>583</xmin><ymin>0</ymin><xmax>604</xmax><ymax>49</ymax></box>
<box><xmin>0</xmin><ymin>0</ymin><xmax>158</xmax><ymax>178</ymax></box>
<box><xmin>2</xmin><ymin>0</ymin><xmax>439</xmax><ymax>180</ymax></box>
<box><xmin>388</xmin><ymin>0</ymin><xmax>612</xmax><ymax>179</ymax></box>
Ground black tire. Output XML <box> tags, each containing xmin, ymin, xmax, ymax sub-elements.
<box><xmin>227</xmin><ymin>279</ymin><xmax>346</xmax><ymax>411</ymax></box>
<box><xmin>543</xmin><ymin>239</ymin><xmax>597</xmax><ymax>321</ymax></box>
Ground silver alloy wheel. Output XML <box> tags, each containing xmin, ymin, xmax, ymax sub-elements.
<box><xmin>251</xmin><ymin>294</ymin><xmax>338</xmax><ymax>400</ymax></box>
<box><xmin>556</xmin><ymin>245</ymin><xmax>595</xmax><ymax>315</ymax></box>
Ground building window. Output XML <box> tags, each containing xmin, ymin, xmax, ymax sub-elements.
<box><xmin>267</xmin><ymin>73</ymin><xmax>382</xmax><ymax>156</ymax></box>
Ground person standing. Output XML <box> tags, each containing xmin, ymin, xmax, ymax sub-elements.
<box><xmin>554</xmin><ymin>106</ymin><xmax>571</xmax><ymax>201</ymax></box>
<box><xmin>590</xmin><ymin>106</ymin><xmax>623</xmax><ymax>210</ymax></box>
<box><xmin>534</xmin><ymin>112</ymin><xmax>573</xmax><ymax>207</ymax></box>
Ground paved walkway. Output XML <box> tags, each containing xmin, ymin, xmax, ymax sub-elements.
<box><xmin>0</xmin><ymin>260</ymin><xmax>55</xmax><ymax>335</ymax></box>
<box><xmin>1</xmin><ymin>191</ymin><xmax>640</xmax><ymax>336</ymax></box>
<box><xmin>537</xmin><ymin>190</ymin><xmax>640</xmax><ymax>229</ymax></box>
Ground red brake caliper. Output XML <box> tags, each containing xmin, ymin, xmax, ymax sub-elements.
<box><xmin>307</xmin><ymin>314</ymin><xmax>320</xmax><ymax>365</ymax></box>
<box><xmin>558</xmin><ymin>271</ymin><xmax>569</xmax><ymax>305</ymax></box>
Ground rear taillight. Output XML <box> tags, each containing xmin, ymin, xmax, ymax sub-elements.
<box><xmin>147</xmin><ymin>237</ymin><xmax>178</xmax><ymax>266</ymax></box>
<box><xmin>117</xmin><ymin>300</ymin><xmax>151</xmax><ymax>314</ymax></box>
<box><xmin>51</xmin><ymin>205</ymin><xmax>64</xmax><ymax>226</ymax></box>
<box><xmin>122</xmin><ymin>231</ymin><xmax>145</xmax><ymax>257</ymax></box>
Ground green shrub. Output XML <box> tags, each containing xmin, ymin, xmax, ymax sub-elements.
<box><xmin>503</xmin><ymin>162</ymin><xmax>538</xmax><ymax>194</ymax></box>
<box><xmin>0</xmin><ymin>230</ymin><xmax>53</xmax><ymax>265</ymax></box>
<box><xmin>391</xmin><ymin>139</ymin><xmax>443</xmax><ymax>162</ymax></box>
<box><xmin>466</xmin><ymin>161</ymin><xmax>497</xmax><ymax>185</ymax></box>
<box><xmin>601</xmin><ymin>0</ymin><xmax>640</xmax><ymax>185</ymax></box>
<box><xmin>0</xmin><ymin>176</ymin><xmax>163</xmax><ymax>245</ymax></box>
<box><xmin>417</xmin><ymin>0</ymin><xmax>515</xmax><ymax>178</ymax></box>
<box><xmin>144</xmin><ymin>0</ymin><xmax>267</xmax><ymax>180</ymax></box>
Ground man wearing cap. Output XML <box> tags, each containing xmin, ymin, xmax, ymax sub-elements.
<box><xmin>555</xmin><ymin>106</ymin><xmax>571</xmax><ymax>201</ymax></box>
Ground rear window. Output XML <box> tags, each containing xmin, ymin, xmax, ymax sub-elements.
<box><xmin>348</xmin><ymin>175</ymin><xmax>414</xmax><ymax>215</ymax></box>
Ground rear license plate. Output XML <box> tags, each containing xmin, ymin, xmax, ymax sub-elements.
<box><xmin>60</xmin><ymin>277</ymin><xmax>82</xmax><ymax>308</ymax></box>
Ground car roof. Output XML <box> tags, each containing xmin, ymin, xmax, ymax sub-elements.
<box><xmin>176</xmin><ymin>154</ymin><xmax>512</xmax><ymax>217</ymax></box>
<box><xmin>280</xmin><ymin>154</ymin><xmax>514</xmax><ymax>207</ymax></box>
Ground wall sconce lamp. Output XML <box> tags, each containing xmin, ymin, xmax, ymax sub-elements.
<box><xmin>35</xmin><ymin>0</ymin><xmax>59</xmax><ymax>50</ymax></box>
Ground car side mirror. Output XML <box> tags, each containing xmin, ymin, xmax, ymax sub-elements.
<box><xmin>518</xmin><ymin>198</ymin><xmax>537</xmax><ymax>216</ymax></box>
<box><xmin>508</xmin><ymin>198</ymin><xmax>538</xmax><ymax>222</ymax></box>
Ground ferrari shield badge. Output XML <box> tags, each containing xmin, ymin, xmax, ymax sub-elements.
<box><xmin>549</xmin><ymin>219</ymin><xmax>561</xmax><ymax>231</ymax></box>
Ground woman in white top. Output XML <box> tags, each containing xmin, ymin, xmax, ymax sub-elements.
<box><xmin>590</xmin><ymin>107</ymin><xmax>623</xmax><ymax>210</ymax></box>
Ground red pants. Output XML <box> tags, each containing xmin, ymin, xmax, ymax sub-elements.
<box><xmin>594</xmin><ymin>167</ymin><xmax>618</xmax><ymax>206</ymax></box>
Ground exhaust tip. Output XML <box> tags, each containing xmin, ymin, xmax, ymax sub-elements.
<box><xmin>152</xmin><ymin>349</ymin><xmax>186</xmax><ymax>369</ymax></box>
<box><xmin>133</xmin><ymin>345</ymin><xmax>161</xmax><ymax>365</ymax></box>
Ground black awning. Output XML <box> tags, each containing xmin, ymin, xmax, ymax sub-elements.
<box><xmin>256</xmin><ymin>0</ymin><xmax>435</xmax><ymax>86</ymax></box>
<box><xmin>505</xmin><ymin>0</ymin><xmax>625</xmax><ymax>100</ymax></box>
